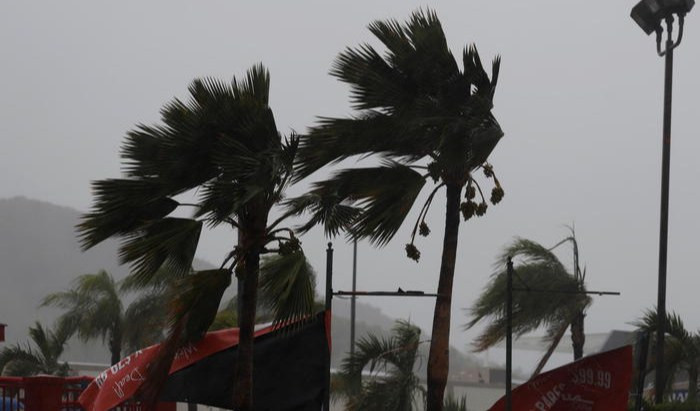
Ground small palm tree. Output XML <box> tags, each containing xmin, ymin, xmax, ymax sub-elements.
<box><xmin>77</xmin><ymin>65</ymin><xmax>315</xmax><ymax>410</ymax></box>
<box><xmin>0</xmin><ymin>322</ymin><xmax>71</xmax><ymax>376</ymax></box>
<box><xmin>442</xmin><ymin>393</ymin><xmax>467</xmax><ymax>411</ymax></box>
<box><xmin>466</xmin><ymin>235</ymin><xmax>592</xmax><ymax>377</ymax></box>
<box><xmin>635</xmin><ymin>308</ymin><xmax>700</xmax><ymax>401</ymax></box>
<box><xmin>335</xmin><ymin>320</ymin><xmax>424</xmax><ymax>411</ymax></box>
<box><xmin>293</xmin><ymin>10</ymin><xmax>503</xmax><ymax>409</ymax></box>
<box><xmin>42</xmin><ymin>270</ymin><xmax>167</xmax><ymax>365</ymax></box>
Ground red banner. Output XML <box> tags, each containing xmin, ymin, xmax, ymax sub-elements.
<box><xmin>78</xmin><ymin>325</ymin><xmax>275</xmax><ymax>411</ymax></box>
<box><xmin>489</xmin><ymin>345</ymin><xmax>633</xmax><ymax>411</ymax></box>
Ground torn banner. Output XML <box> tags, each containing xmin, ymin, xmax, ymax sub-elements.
<box><xmin>488</xmin><ymin>345</ymin><xmax>633</xmax><ymax>411</ymax></box>
<box><xmin>79</xmin><ymin>311</ymin><xmax>330</xmax><ymax>411</ymax></box>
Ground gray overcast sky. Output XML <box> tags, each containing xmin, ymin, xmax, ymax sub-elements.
<box><xmin>1</xmin><ymin>1</ymin><xmax>699</xmax><ymax>371</ymax></box>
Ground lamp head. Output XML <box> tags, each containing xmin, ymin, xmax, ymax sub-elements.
<box><xmin>631</xmin><ymin>0</ymin><xmax>694</xmax><ymax>34</ymax></box>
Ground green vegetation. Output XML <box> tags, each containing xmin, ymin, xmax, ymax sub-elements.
<box><xmin>0</xmin><ymin>322</ymin><xmax>71</xmax><ymax>376</ymax></box>
<box><xmin>42</xmin><ymin>270</ymin><xmax>167</xmax><ymax>365</ymax></box>
<box><xmin>635</xmin><ymin>309</ymin><xmax>700</xmax><ymax>401</ymax></box>
<box><xmin>293</xmin><ymin>9</ymin><xmax>503</xmax><ymax>409</ymax></box>
<box><xmin>76</xmin><ymin>65</ymin><xmax>316</xmax><ymax>410</ymax></box>
<box><xmin>467</xmin><ymin>234</ymin><xmax>591</xmax><ymax>377</ymax></box>
<box><xmin>334</xmin><ymin>320</ymin><xmax>424</xmax><ymax>411</ymax></box>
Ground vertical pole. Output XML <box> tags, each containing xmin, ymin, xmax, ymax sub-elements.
<box><xmin>506</xmin><ymin>257</ymin><xmax>513</xmax><ymax>411</ymax></box>
<box><xmin>350</xmin><ymin>240</ymin><xmax>357</xmax><ymax>356</ymax></box>
<box><xmin>655</xmin><ymin>16</ymin><xmax>674</xmax><ymax>405</ymax></box>
<box><xmin>634</xmin><ymin>331</ymin><xmax>650</xmax><ymax>411</ymax></box>
<box><xmin>325</xmin><ymin>242</ymin><xmax>334</xmax><ymax>411</ymax></box>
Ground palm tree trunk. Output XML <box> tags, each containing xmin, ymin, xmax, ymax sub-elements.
<box><xmin>426</xmin><ymin>183</ymin><xmax>461</xmax><ymax>411</ymax></box>
<box><xmin>233</xmin><ymin>207</ymin><xmax>267</xmax><ymax>411</ymax></box>
<box><xmin>233</xmin><ymin>248</ymin><xmax>260</xmax><ymax>410</ymax></box>
<box><xmin>531</xmin><ymin>322</ymin><xmax>568</xmax><ymax>378</ymax></box>
<box><xmin>570</xmin><ymin>311</ymin><xmax>585</xmax><ymax>361</ymax></box>
<box><xmin>109</xmin><ymin>323</ymin><xmax>122</xmax><ymax>366</ymax></box>
<box><xmin>688</xmin><ymin>366</ymin><xmax>698</xmax><ymax>402</ymax></box>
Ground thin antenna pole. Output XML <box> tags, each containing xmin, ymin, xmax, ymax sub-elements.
<box><xmin>506</xmin><ymin>257</ymin><xmax>513</xmax><ymax>411</ymax></box>
<box><xmin>324</xmin><ymin>242</ymin><xmax>334</xmax><ymax>411</ymax></box>
<box><xmin>350</xmin><ymin>240</ymin><xmax>357</xmax><ymax>356</ymax></box>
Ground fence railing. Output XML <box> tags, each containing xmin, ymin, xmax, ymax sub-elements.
<box><xmin>0</xmin><ymin>376</ymin><xmax>175</xmax><ymax>411</ymax></box>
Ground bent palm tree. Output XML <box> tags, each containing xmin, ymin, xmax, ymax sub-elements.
<box><xmin>42</xmin><ymin>270</ymin><xmax>167</xmax><ymax>365</ymax></box>
<box><xmin>77</xmin><ymin>65</ymin><xmax>315</xmax><ymax>410</ymax></box>
<box><xmin>335</xmin><ymin>320</ymin><xmax>424</xmax><ymax>411</ymax></box>
<box><xmin>0</xmin><ymin>322</ymin><xmax>71</xmax><ymax>376</ymax></box>
<box><xmin>293</xmin><ymin>10</ymin><xmax>503</xmax><ymax>409</ymax></box>
<box><xmin>467</xmin><ymin>235</ymin><xmax>591</xmax><ymax>377</ymax></box>
<box><xmin>635</xmin><ymin>308</ymin><xmax>700</xmax><ymax>401</ymax></box>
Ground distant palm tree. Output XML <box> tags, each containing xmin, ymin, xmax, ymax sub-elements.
<box><xmin>0</xmin><ymin>322</ymin><xmax>71</xmax><ymax>376</ymax></box>
<box><xmin>42</xmin><ymin>270</ymin><xmax>167</xmax><ymax>365</ymax></box>
<box><xmin>442</xmin><ymin>393</ymin><xmax>467</xmax><ymax>411</ymax></box>
<box><xmin>293</xmin><ymin>10</ymin><xmax>503</xmax><ymax>409</ymax></box>
<box><xmin>635</xmin><ymin>308</ymin><xmax>700</xmax><ymax>401</ymax></box>
<box><xmin>76</xmin><ymin>65</ymin><xmax>316</xmax><ymax>410</ymax></box>
<box><xmin>467</xmin><ymin>234</ymin><xmax>591</xmax><ymax>376</ymax></box>
<box><xmin>335</xmin><ymin>320</ymin><xmax>424</xmax><ymax>411</ymax></box>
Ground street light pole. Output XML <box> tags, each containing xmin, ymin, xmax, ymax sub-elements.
<box><xmin>655</xmin><ymin>15</ymin><xmax>675</xmax><ymax>404</ymax></box>
<box><xmin>630</xmin><ymin>1</ymin><xmax>693</xmax><ymax>402</ymax></box>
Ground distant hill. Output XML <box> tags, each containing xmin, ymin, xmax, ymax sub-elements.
<box><xmin>0</xmin><ymin>197</ymin><xmax>481</xmax><ymax>374</ymax></box>
<box><xmin>0</xmin><ymin>197</ymin><xmax>127</xmax><ymax>340</ymax></box>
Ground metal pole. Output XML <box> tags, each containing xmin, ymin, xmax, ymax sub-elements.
<box><xmin>655</xmin><ymin>16</ymin><xmax>674</xmax><ymax>405</ymax></box>
<box><xmin>325</xmin><ymin>242</ymin><xmax>334</xmax><ymax>411</ymax></box>
<box><xmin>351</xmin><ymin>240</ymin><xmax>357</xmax><ymax>357</ymax></box>
<box><xmin>506</xmin><ymin>257</ymin><xmax>513</xmax><ymax>411</ymax></box>
<box><xmin>635</xmin><ymin>331</ymin><xmax>650</xmax><ymax>411</ymax></box>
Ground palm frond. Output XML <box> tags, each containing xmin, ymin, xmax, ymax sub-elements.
<box><xmin>308</xmin><ymin>163</ymin><xmax>426</xmax><ymax>246</ymax></box>
<box><xmin>77</xmin><ymin>179</ymin><xmax>178</xmax><ymax>250</ymax></box>
<box><xmin>468</xmin><ymin>236</ymin><xmax>592</xmax><ymax>352</ymax></box>
<box><xmin>118</xmin><ymin>218</ymin><xmax>202</xmax><ymax>286</ymax></box>
<box><xmin>168</xmin><ymin>269</ymin><xmax>233</xmax><ymax>343</ymax></box>
<box><xmin>258</xmin><ymin>251</ymin><xmax>317</xmax><ymax>328</ymax></box>
<box><xmin>339</xmin><ymin>320</ymin><xmax>422</xmax><ymax>411</ymax></box>
<box><xmin>494</xmin><ymin>238</ymin><xmax>567</xmax><ymax>272</ymax></box>
<box><xmin>123</xmin><ymin>291</ymin><xmax>168</xmax><ymax>352</ymax></box>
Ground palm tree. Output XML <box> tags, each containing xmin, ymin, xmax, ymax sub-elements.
<box><xmin>466</xmin><ymin>235</ymin><xmax>592</xmax><ymax>377</ymax></box>
<box><xmin>42</xmin><ymin>270</ymin><xmax>167</xmax><ymax>365</ymax></box>
<box><xmin>335</xmin><ymin>320</ymin><xmax>424</xmax><ymax>411</ymax></box>
<box><xmin>77</xmin><ymin>65</ymin><xmax>315</xmax><ymax>410</ymax></box>
<box><xmin>635</xmin><ymin>308</ymin><xmax>700</xmax><ymax>402</ymax></box>
<box><xmin>0</xmin><ymin>322</ymin><xmax>71</xmax><ymax>376</ymax></box>
<box><xmin>292</xmin><ymin>10</ymin><xmax>503</xmax><ymax>409</ymax></box>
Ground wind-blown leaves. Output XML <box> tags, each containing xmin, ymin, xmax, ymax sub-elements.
<box><xmin>0</xmin><ymin>322</ymin><xmax>71</xmax><ymax>377</ymax></box>
<box><xmin>336</xmin><ymin>320</ymin><xmax>424</xmax><ymax>411</ymax></box>
<box><xmin>467</xmin><ymin>237</ymin><xmax>591</xmax><ymax>356</ymax></box>
<box><xmin>258</xmin><ymin>251</ymin><xmax>316</xmax><ymax>327</ymax></box>
<box><xmin>634</xmin><ymin>308</ymin><xmax>700</xmax><ymax>400</ymax></box>
<box><xmin>296</xmin><ymin>163</ymin><xmax>426</xmax><ymax>245</ymax></box>
<box><xmin>294</xmin><ymin>8</ymin><xmax>503</xmax><ymax>248</ymax></box>
<box><xmin>80</xmin><ymin>63</ymin><xmax>318</xmax><ymax>410</ymax></box>
<box><xmin>42</xmin><ymin>270</ymin><xmax>169</xmax><ymax>365</ymax></box>
<box><xmin>118</xmin><ymin>218</ymin><xmax>202</xmax><ymax>287</ymax></box>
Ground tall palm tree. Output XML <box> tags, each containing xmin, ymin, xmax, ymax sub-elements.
<box><xmin>335</xmin><ymin>320</ymin><xmax>424</xmax><ymax>411</ymax></box>
<box><xmin>292</xmin><ymin>10</ymin><xmax>503</xmax><ymax>409</ymax></box>
<box><xmin>0</xmin><ymin>322</ymin><xmax>71</xmax><ymax>376</ymax></box>
<box><xmin>466</xmin><ymin>235</ymin><xmax>592</xmax><ymax>377</ymax></box>
<box><xmin>635</xmin><ymin>308</ymin><xmax>700</xmax><ymax>401</ymax></box>
<box><xmin>77</xmin><ymin>65</ymin><xmax>315</xmax><ymax>410</ymax></box>
<box><xmin>42</xmin><ymin>270</ymin><xmax>167</xmax><ymax>365</ymax></box>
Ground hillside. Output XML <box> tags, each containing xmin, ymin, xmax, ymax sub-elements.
<box><xmin>0</xmin><ymin>197</ymin><xmax>480</xmax><ymax>373</ymax></box>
